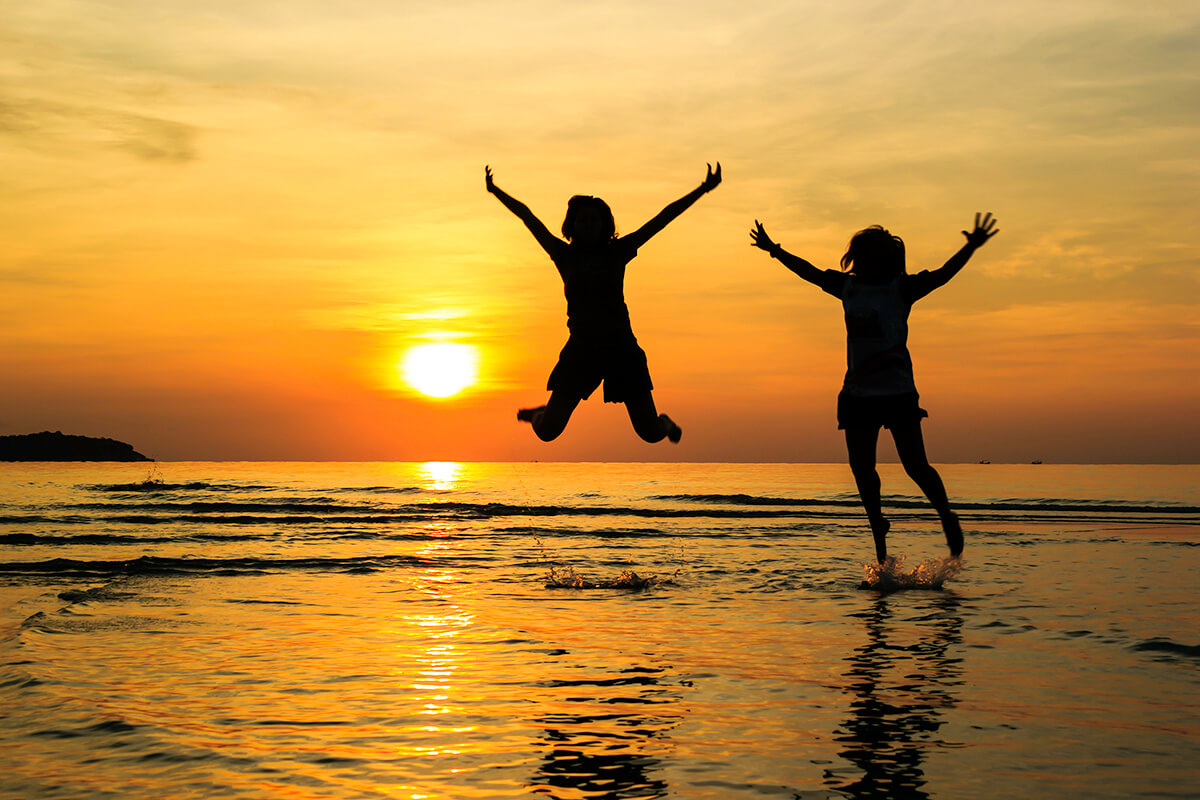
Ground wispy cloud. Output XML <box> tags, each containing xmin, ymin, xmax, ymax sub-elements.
<box><xmin>0</xmin><ymin>96</ymin><xmax>197</xmax><ymax>162</ymax></box>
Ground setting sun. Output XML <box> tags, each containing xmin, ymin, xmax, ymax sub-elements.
<box><xmin>401</xmin><ymin>343</ymin><xmax>479</xmax><ymax>399</ymax></box>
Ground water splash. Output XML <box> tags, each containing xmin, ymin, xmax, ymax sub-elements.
<box><xmin>859</xmin><ymin>555</ymin><xmax>962</xmax><ymax>591</ymax></box>
<box><xmin>545</xmin><ymin>565</ymin><xmax>677</xmax><ymax>590</ymax></box>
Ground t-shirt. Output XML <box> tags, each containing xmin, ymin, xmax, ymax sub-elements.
<box><xmin>818</xmin><ymin>269</ymin><xmax>941</xmax><ymax>397</ymax></box>
<box><xmin>550</xmin><ymin>239</ymin><xmax>639</xmax><ymax>339</ymax></box>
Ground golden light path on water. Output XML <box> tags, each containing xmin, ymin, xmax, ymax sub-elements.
<box><xmin>379</xmin><ymin>525</ymin><xmax>481</xmax><ymax>797</ymax></box>
<box><xmin>418</xmin><ymin>462</ymin><xmax>464</xmax><ymax>492</ymax></box>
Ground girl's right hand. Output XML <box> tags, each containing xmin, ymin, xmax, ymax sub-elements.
<box><xmin>485</xmin><ymin>165</ymin><xmax>496</xmax><ymax>193</ymax></box>
<box><xmin>963</xmin><ymin>211</ymin><xmax>998</xmax><ymax>247</ymax></box>
<box><xmin>750</xmin><ymin>220</ymin><xmax>776</xmax><ymax>252</ymax></box>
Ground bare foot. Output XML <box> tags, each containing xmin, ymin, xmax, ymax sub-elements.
<box><xmin>872</xmin><ymin>518</ymin><xmax>891</xmax><ymax>564</ymax></box>
<box><xmin>517</xmin><ymin>406</ymin><xmax>545</xmax><ymax>424</ymax></box>
<box><xmin>659</xmin><ymin>414</ymin><xmax>682</xmax><ymax>443</ymax></box>
<box><xmin>943</xmin><ymin>512</ymin><xmax>964</xmax><ymax>557</ymax></box>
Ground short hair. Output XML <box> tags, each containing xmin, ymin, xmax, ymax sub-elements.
<box><xmin>840</xmin><ymin>225</ymin><xmax>906</xmax><ymax>280</ymax></box>
<box><xmin>561</xmin><ymin>195</ymin><xmax>617</xmax><ymax>242</ymax></box>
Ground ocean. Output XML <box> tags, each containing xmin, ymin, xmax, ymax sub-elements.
<box><xmin>1</xmin><ymin>461</ymin><xmax>1198</xmax><ymax>799</ymax></box>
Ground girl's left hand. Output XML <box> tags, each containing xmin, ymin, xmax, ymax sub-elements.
<box><xmin>702</xmin><ymin>162</ymin><xmax>722</xmax><ymax>192</ymax></box>
<box><xmin>485</xmin><ymin>165</ymin><xmax>496</xmax><ymax>193</ymax></box>
<box><xmin>963</xmin><ymin>211</ymin><xmax>998</xmax><ymax>247</ymax></box>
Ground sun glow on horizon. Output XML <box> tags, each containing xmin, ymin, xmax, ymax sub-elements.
<box><xmin>401</xmin><ymin>343</ymin><xmax>479</xmax><ymax>399</ymax></box>
<box><xmin>418</xmin><ymin>461</ymin><xmax>464</xmax><ymax>492</ymax></box>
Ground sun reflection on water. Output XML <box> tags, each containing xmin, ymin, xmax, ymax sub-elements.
<box><xmin>398</xmin><ymin>548</ymin><xmax>478</xmax><ymax>743</ymax></box>
<box><xmin>419</xmin><ymin>461</ymin><xmax>464</xmax><ymax>492</ymax></box>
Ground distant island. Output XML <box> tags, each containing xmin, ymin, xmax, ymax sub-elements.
<box><xmin>0</xmin><ymin>431</ymin><xmax>151</xmax><ymax>462</ymax></box>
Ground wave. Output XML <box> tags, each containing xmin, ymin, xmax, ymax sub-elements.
<box><xmin>2</xmin><ymin>510</ymin><xmax>1194</xmax><ymax>536</ymax></box>
<box><xmin>652</xmin><ymin>493</ymin><xmax>858</xmax><ymax>507</ymax></box>
<box><xmin>1</xmin><ymin>524</ymin><xmax>810</xmax><ymax>548</ymax></box>
<box><xmin>3</xmin><ymin>532</ymin><xmax>182</xmax><ymax>545</ymax></box>
<box><xmin>86</xmin><ymin>481</ymin><xmax>273</xmax><ymax>493</ymax></box>
<box><xmin>1</xmin><ymin>531</ymin><xmax>303</xmax><ymax>545</ymax></box>
<box><xmin>4</xmin><ymin>488</ymin><xmax>1194</xmax><ymax>547</ymax></box>
<box><xmin>1130</xmin><ymin>638</ymin><xmax>1200</xmax><ymax>660</ymax></box>
<box><xmin>86</xmin><ymin>481</ymin><xmax>425</xmax><ymax>495</ymax></box>
<box><xmin>0</xmin><ymin>515</ymin><xmax>90</xmax><ymax>525</ymax></box>
<box><xmin>14</xmin><ymin>496</ymin><xmax>1194</xmax><ymax>527</ymax></box>
<box><xmin>653</xmin><ymin>492</ymin><xmax>1200</xmax><ymax>516</ymax></box>
<box><xmin>0</xmin><ymin>553</ymin><xmax>455</xmax><ymax>578</ymax></box>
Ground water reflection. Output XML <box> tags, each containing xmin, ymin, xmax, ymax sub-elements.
<box><xmin>825</xmin><ymin>596</ymin><xmax>964</xmax><ymax>799</ymax></box>
<box><xmin>419</xmin><ymin>461</ymin><xmax>464</xmax><ymax>492</ymax></box>
<box><xmin>399</xmin><ymin>554</ymin><xmax>475</xmax><ymax>738</ymax></box>
<box><xmin>528</xmin><ymin>657</ymin><xmax>685</xmax><ymax>799</ymax></box>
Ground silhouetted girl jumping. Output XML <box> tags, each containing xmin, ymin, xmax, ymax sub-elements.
<box><xmin>487</xmin><ymin>164</ymin><xmax>721</xmax><ymax>443</ymax></box>
<box><xmin>751</xmin><ymin>213</ymin><xmax>998</xmax><ymax>562</ymax></box>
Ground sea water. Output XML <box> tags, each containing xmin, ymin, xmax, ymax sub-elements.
<box><xmin>1</xmin><ymin>462</ymin><xmax>1198</xmax><ymax>799</ymax></box>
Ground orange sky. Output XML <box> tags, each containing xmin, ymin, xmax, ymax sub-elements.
<box><xmin>2</xmin><ymin>2</ymin><xmax>1197</xmax><ymax>463</ymax></box>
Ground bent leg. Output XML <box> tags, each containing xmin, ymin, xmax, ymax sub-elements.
<box><xmin>519</xmin><ymin>391</ymin><xmax>581</xmax><ymax>442</ymax></box>
<box><xmin>624</xmin><ymin>392</ymin><xmax>680</xmax><ymax>443</ymax></box>
<box><xmin>890</xmin><ymin>422</ymin><xmax>962</xmax><ymax>556</ymax></box>
<box><xmin>845</xmin><ymin>425</ymin><xmax>888</xmax><ymax>563</ymax></box>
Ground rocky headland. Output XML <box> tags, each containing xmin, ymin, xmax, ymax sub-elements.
<box><xmin>0</xmin><ymin>431</ymin><xmax>151</xmax><ymax>462</ymax></box>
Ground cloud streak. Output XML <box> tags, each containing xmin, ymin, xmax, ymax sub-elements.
<box><xmin>0</xmin><ymin>96</ymin><xmax>197</xmax><ymax>162</ymax></box>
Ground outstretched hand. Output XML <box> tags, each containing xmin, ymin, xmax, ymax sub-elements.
<box><xmin>485</xmin><ymin>165</ymin><xmax>496</xmax><ymax>193</ymax></box>
<box><xmin>750</xmin><ymin>220</ymin><xmax>776</xmax><ymax>252</ymax></box>
<box><xmin>702</xmin><ymin>162</ymin><xmax>722</xmax><ymax>193</ymax></box>
<box><xmin>963</xmin><ymin>211</ymin><xmax>998</xmax><ymax>248</ymax></box>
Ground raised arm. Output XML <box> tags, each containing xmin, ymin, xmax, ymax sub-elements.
<box><xmin>485</xmin><ymin>166</ymin><xmax>562</xmax><ymax>257</ymax></box>
<box><xmin>923</xmin><ymin>211</ymin><xmax>998</xmax><ymax>291</ymax></box>
<box><xmin>622</xmin><ymin>163</ymin><xmax>722</xmax><ymax>250</ymax></box>
<box><xmin>750</xmin><ymin>220</ymin><xmax>826</xmax><ymax>286</ymax></box>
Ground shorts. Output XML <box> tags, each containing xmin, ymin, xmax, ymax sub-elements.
<box><xmin>837</xmin><ymin>390</ymin><xmax>928</xmax><ymax>430</ymax></box>
<box><xmin>546</xmin><ymin>334</ymin><xmax>653</xmax><ymax>403</ymax></box>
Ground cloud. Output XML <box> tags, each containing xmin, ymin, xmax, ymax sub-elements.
<box><xmin>0</xmin><ymin>96</ymin><xmax>197</xmax><ymax>162</ymax></box>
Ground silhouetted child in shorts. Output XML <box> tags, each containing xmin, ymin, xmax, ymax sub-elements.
<box><xmin>486</xmin><ymin>164</ymin><xmax>721</xmax><ymax>444</ymax></box>
<box><xmin>751</xmin><ymin>213</ymin><xmax>998</xmax><ymax>562</ymax></box>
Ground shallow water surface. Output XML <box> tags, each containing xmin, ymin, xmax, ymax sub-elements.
<box><xmin>2</xmin><ymin>462</ymin><xmax>1198</xmax><ymax>798</ymax></box>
